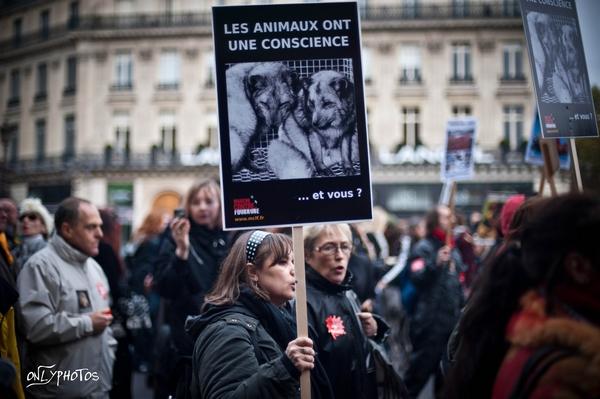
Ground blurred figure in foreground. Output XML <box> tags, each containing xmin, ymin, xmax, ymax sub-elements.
<box><xmin>444</xmin><ymin>194</ymin><xmax>600</xmax><ymax>399</ymax></box>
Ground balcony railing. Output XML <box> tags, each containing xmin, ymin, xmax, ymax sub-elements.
<box><xmin>0</xmin><ymin>2</ymin><xmax>521</xmax><ymax>54</ymax></box>
<box><xmin>500</xmin><ymin>74</ymin><xmax>527</xmax><ymax>83</ymax></box>
<box><xmin>359</xmin><ymin>2</ymin><xmax>521</xmax><ymax>20</ymax></box>
<box><xmin>5</xmin><ymin>151</ymin><xmax>220</xmax><ymax>175</ymax></box>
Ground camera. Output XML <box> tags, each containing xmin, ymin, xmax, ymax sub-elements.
<box><xmin>173</xmin><ymin>208</ymin><xmax>186</xmax><ymax>219</ymax></box>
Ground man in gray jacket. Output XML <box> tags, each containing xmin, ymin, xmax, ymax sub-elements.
<box><xmin>17</xmin><ymin>197</ymin><xmax>116</xmax><ymax>399</ymax></box>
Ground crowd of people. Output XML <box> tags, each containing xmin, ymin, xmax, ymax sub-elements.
<box><xmin>1</xmin><ymin>182</ymin><xmax>599</xmax><ymax>399</ymax></box>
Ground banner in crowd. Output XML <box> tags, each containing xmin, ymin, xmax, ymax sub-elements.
<box><xmin>212</xmin><ymin>2</ymin><xmax>372</xmax><ymax>229</ymax></box>
<box><xmin>520</xmin><ymin>0</ymin><xmax>598</xmax><ymax>138</ymax></box>
<box><xmin>525</xmin><ymin>110</ymin><xmax>570</xmax><ymax>169</ymax></box>
<box><xmin>441</xmin><ymin>117</ymin><xmax>477</xmax><ymax>182</ymax></box>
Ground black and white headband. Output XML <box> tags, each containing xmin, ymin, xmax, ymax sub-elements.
<box><xmin>246</xmin><ymin>230</ymin><xmax>271</xmax><ymax>264</ymax></box>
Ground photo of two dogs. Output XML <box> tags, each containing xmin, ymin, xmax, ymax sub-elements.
<box><xmin>226</xmin><ymin>60</ymin><xmax>360</xmax><ymax>181</ymax></box>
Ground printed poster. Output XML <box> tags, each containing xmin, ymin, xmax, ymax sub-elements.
<box><xmin>441</xmin><ymin>117</ymin><xmax>477</xmax><ymax>181</ymax></box>
<box><xmin>520</xmin><ymin>0</ymin><xmax>598</xmax><ymax>138</ymax></box>
<box><xmin>213</xmin><ymin>2</ymin><xmax>372</xmax><ymax>229</ymax></box>
<box><xmin>525</xmin><ymin>110</ymin><xmax>570</xmax><ymax>169</ymax></box>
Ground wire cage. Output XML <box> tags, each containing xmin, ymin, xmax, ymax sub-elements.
<box><xmin>227</xmin><ymin>58</ymin><xmax>358</xmax><ymax>183</ymax></box>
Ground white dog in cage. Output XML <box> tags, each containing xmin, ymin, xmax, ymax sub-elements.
<box><xmin>268</xmin><ymin>70</ymin><xmax>358</xmax><ymax>179</ymax></box>
<box><xmin>227</xmin><ymin>62</ymin><xmax>298</xmax><ymax>174</ymax></box>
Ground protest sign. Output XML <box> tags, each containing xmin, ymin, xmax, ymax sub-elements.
<box><xmin>520</xmin><ymin>0</ymin><xmax>598</xmax><ymax>138</ymax></box>
<box><xmin>441</xmin><ymin>117</ymin><xmax>477</xmax><ymax>182</ymax></box>
<box><xmin>525</xmin><ymin>110</ymin><xmax>570</xmax><ymax>169</ymax></box>
<box><xmin>213</xmin><ymin>2</ymin><xmax>372</xmax><ymax>230</ymax></box>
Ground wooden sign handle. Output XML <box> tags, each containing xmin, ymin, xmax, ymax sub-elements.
<box><xmin>446</xmin><ymin>181</ymin><xmax>457</xmax><ymax>247</ymax></box>
<box><xmin>540</xmin><ymin>141</ymin><xmax>558</xmax><ymax>196</ymax></box>
<box><xmin>292</xmin><ymin>226</ymin><xmax>311</xmax><ymax>399</ymax></box>
<box><xmin>568</xmin><ymin>138</ymin><xmax>583</xmax><ymax>192</ymax></box>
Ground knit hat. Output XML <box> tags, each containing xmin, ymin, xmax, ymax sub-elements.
<box><xmin>500</xmin><ymin>194</ymin><xmax>525</xmax><ymax>237</ymax></box>
<box><xmin>19</xmin><ymin>197</ymin><xmax>54</xmax><ymax>235</ymax></box>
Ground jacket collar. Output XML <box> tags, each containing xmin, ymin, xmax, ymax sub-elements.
<box><xmin>306</xmin><ymin>265</ymin><xmax>354</xmax><ymax>294</ymax></box>
<box><xmin>49</xmin><ymin>234</ymin><xmax>89</xmax><ymax>266</ymax></box>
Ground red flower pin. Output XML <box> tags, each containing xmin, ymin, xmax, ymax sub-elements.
<box><xmin>325</xmin><ymin>315</ymin><xmax>346</xmax><ymax>340</ymax></box>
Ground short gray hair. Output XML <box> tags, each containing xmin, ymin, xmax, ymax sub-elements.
<box><xmin>303</xmin><ymin>223</ymin><xmax>352</xmax><ymax>254</ymax></box>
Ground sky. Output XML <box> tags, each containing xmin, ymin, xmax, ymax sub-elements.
<box><xmin>577</xmin><ymin>0</ymin><xmax>600</xmax><ymax>88</ymax></box>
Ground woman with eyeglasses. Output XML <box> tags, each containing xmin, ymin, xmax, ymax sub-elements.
<box><xmin>12</xmin><ymin>197</ymin><xmax>53</xmax><ymax>275</ymax></box>
<box><xmin>304</xmin><ymin>223</ymin><xmax>390</xmax><ymax>399</ymax></box>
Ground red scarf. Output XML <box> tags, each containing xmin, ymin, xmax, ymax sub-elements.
<box><xmin>431</xmin><ymin>227</ymin><xmax>455</xmax><ymax>248</ymax></box>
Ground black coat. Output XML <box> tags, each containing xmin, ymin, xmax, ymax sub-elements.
<box><xmin>306</xmin><ymin>266</ymin><xmax>388</xmax><ymax>399</ymax></box>
<box><xmin>186</xmin><ymin>304</ymin><xmax>300</xmax><ymax>399</ymax></box>
<box><xmin>407</xmin><ymin>235</ymin><xmax>464</xmax><ymax>338</ymax></box>
<box><xmin>154</xmin><ymin>222</ymin><xmax>228</xmax><ymax>355</ymax></box>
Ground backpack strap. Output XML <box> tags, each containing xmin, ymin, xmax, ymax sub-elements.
<box><xmin>222</xmin><ymin>315</ymin><xmax>264</xmax><ymax>363</ymax></box>
<box><xmin>508</xmin><ymin>345</ymin><xmax>576</xmax><ymax>399</ymax></box>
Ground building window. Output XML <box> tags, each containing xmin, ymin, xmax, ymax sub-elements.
<box><xmin>399</xmin><ymin>44</ymin><xmax>422</xmax><ymax>84</ymax></box>
<box><xmin>63</xmin><ymin>115</ymin><xmax>76</xmax><ymax>161</ymax></box>
<box><xmin>503</xmin><ymin>105</ymin><xmax>524</xmax><ymax>151</ymax></box>
<box><xmin>113</xmin><ymin>51</ymin><xmax>133</xmax><ymax>90</ymax></box>
<box><xmin>8</xmin><ymin>126</ymin><xmax>19</xmax><ymax>165</ymax></box>
<box><xmin>502</xmin><ymin>43</ymin><xmax>524</xmax><ymax>81</ymax></box>
<box><xmin>68</xmin><ymin>1</ymin><xmax>79</xmax><ymax>29</ymax></box>
<box><xmin>40</xmin><ymin>10</ymin><xmax>50</xmax><ymax>40</ymax></box>
<box><xmin>204</xmin><ymin>53</ymin><xmax>215</xmax><ymax>88</ymax></box>
<box><xmin>13</xmin><ymin>18</ymin><xmax>22</xmax><ymax>48</ymax></box>
<box><xmin>158</xmin><ymin>50</ymin><xmax>180</xmax><ymax>90</ymax></box>
<box><xmin>35</xmin><ymin>63</ymin><xmax>48</xmax><ymax>102</ymax></box>
<box><xmin>113</xmin><ymin>112</ymin><xmax>131</xmax><ymax>155</ymax></box>
<box><xmin>453</xmin><ymin>0</ymin><xmax>469</xmax><ymax>17</ymax></box>
<box><xmin>160</xmin><ymin>112</ymin><xmax>177</xmax><ymax>155</ymax></box>
<box><xmin>64</xmin><ymin>56</ymin><xmax>77</xmax><ymax>95</ymax></box>
<box><xmin>451</xmin><ymin>43</ymin><xmax>472</xmax><ymax>82</ymax></box>
<box><xmin>402</xmin><ymin>0</ymin><xmax>419</xmax><ymax>18</ymax></box>
<box><xmin>502</xmin><ymin>0</ymin><xmax>520</xmax><ymax>17</ymax></box>
<box><xmin>8</xmin><ymin>69</ymin><xmax>20</xmax><ymax>107</ymax></box>
<box><xmin>400</xmin><ymin>107</ymin><xmax>421</xmax><ymax>148</ymax></box>
<box><xmin>36</xmin><ymin>119</ymin><xmax>46</xmax><ymax>163</ymax></box>
<box><xmin>452</xmin><ymin>105</ymin><xmax>472</xmax><ymax>117</ymax></box>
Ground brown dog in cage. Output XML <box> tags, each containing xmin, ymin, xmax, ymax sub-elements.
<box><xmin>268</xmin><ymin>70</ymin><xmax>358</xmax><ymax>179</ymax></box>
<box><xmin>227</xmin><ymin>62</ymin><xmax>298</xmax><ymax>174</ymax></box>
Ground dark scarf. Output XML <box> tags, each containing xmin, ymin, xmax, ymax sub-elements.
<box><xmin>237</xmin><ymin>287</ymin><xmax>334</xmax><ymax>399</ymax></box>
<box><xmin>188</xmin><ymin>218</ymin><xmax>228</xmax><ymax>261</ymax></box>
<box><xmin>237</xmin><ymin>286</ymin><xmax>296</xmax><ymax>352</ymax></box>
<box><xmin>305</xmin><ymin>264</ymin><xmax>354</xmax><ymax>294</ymax></box>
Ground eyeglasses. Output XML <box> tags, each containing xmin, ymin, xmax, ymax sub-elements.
<box><xmin>314</xmin><ymin>242</ymin><xmax>353</xmax><ymax>256</ymax></box>
<box><xmin>20</xmin><ymin>214</ymin><xmax>39</xmax><ymax>222</ymax></box>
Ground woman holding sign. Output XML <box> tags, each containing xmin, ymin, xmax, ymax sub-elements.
<box><xmin>186</xmin><ymin>231</ymin><xmax>332</xmax><ymax>398</ymax></box>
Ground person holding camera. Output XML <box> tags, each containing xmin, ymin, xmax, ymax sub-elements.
<box><xmin>153</xmin><ymin>179</ymin><xmax>229</xmax><ymax>399</ymax></box>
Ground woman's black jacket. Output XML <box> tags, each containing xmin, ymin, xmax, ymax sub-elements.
<box><xmin>153</xmin><ymin>222</ymin><xmax>228</xmax><ymax>355</ymax></box>
<box><xmin>306</xmin><ymin>266</ymin><xmax>389</xmax><ymax>399</ymax></box>
<box><xmin>185</xmin><ymin>304</ymin><xmax>300</xmax><ymax>398</ymax></box>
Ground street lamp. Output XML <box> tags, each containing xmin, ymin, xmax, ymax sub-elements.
<box><xmin>1</xmin><ymin>122</ymin><xmax>14</xmax><ymax>167</ymax></box>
